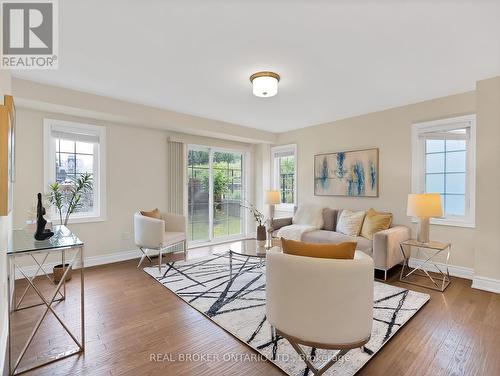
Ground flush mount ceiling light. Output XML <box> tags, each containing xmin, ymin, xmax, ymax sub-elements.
<box><xmin>250</xmin><ymin>71</ymin><xmax>280</xmax><ymax>98</ymax></box>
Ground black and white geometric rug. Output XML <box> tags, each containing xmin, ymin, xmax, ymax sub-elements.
<box><xmin>144</xmin><ymin>252</ymin><xmax>430</xmax><ymax>375</ymax></box>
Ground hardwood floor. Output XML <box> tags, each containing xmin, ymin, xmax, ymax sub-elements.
<box><xmin>10</xmin><ymin>244</ymin><xmax>500</xmax><ymax>376</ymax></box>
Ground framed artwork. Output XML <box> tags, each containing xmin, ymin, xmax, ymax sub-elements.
<box><xmin>314</xmin><ymin>148</ymin><xmax>379</xmax><ymax>197</ymax></box>
<box><xmin>0</xmin><ymin>95</ymin><xmax>15</xmax><ymax>216</ymax></box>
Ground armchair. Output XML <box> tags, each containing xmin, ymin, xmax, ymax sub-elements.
<box><xmin>266</xmin><ymin>248</ymin><xmax>374</xmax><ymax>375</ymax></box>
<box><xmin>134</xmin><ymin>212</ymin><xmax>187</xmax><ymax>271</ymax></box>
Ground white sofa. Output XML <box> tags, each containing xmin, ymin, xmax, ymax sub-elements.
<box><xmin>272</xmin><ymin>207</ymin><xmax>410</xmax><ymax>279</ymax></box>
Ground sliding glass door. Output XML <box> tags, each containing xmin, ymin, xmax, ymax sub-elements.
<box><xmin>187</xmin><ymin>147</ymin><xmax>210</xmax><ymax>242</ymax></box>
<box><xmin>187</xmin><ymin>147</ymin><xmax>245</xmax><ymax>244</ymax></box>
<box><xmin>213</xmin><ymin>151</ymin><xmax>243</xmax><ymax>239</ymax></box>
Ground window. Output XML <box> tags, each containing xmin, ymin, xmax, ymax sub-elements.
<box><xmin>271</xmin><ymin>144</ymin><xmax>297</xmax><ymax>216</ymax></box>
<box><xmin>44</xmin><ymin>119</ymin><xmax>106</xmax><ymax>223</ymax></box>
<box><xmin>187</xmin><ymin>146</ymin><xmax>246</xmax><ymax>244</ymax></box>
<box><xmin>412</xmin><ymin>115</ymin><xmax>476</xmax><ymax>227</ymax></box>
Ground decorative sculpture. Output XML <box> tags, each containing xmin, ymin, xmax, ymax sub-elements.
<box><xmin>34</xmin><ymin>193</ymin><xmax>54</xmax><ymax>240</ymax></box>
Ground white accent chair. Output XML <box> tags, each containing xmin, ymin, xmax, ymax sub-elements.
<box><xmin>266</xmin><ymin>248</ymin><xmax>374</xmax><ymax>375</ymax></box>
<box><xmin>134</xmin><ymin>212</ymin><xmax>187</xmax><ymax>271</ymax></box>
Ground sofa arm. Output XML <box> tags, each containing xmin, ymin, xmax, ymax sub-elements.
<box><xmin>372</xmin><ymin>225</ymin><xmax>410</xmax><ymax>271</ymax></box>
<box><xmin>162</xmin><ymin>212</ymin><xmax>187</xmax><ymax>233</ymax></box>
<box><xmin>271</xmin><ymin>217</ymin><xmax>293</xmax><ymax>231</ymax></box>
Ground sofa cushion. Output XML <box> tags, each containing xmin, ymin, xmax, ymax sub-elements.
<box><xmin>281</xmin><ymin>238</ymin><xmax>356</xmax><ymax>260</ymax></box>
<box><xmin>360</xmin><ymin>208</ymin><xmax>393</xmax><ymax>240</ymax></box>
<box><xmin>272</xmin><ymin>217</ymin><xmax>292</xmax><ymax>230</ymax></box>
<box><xmin>322</xmin><ymin>208</ymin><xmax>338</xmax><ymax>231</ymax></box>
<box><xmin>163</xmin><ymin>231</ymin><xmax>186</xmax><ymax>246</ymax></box>
<box><xmin>337</xmin><ymin>209</ymin><xmax>366</xmax><ymax>236</ymax></box>
<box><xmin>302</xmin><ymin>230</ymin><xmax>373</xmax><ymax>255</ymax></box>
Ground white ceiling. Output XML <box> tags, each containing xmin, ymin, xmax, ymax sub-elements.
<box><xmin>13</xmin><ymin>0</ymin><xmax>500</xmax><ymax>132</ymax></box>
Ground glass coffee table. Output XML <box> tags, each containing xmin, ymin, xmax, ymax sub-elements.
<box><xmin>228</xmin><ymin>238</ymin><xmax>281</xmax><ymax>278</ymax></box>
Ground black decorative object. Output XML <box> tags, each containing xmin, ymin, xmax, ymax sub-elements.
<box><xmin>34</xmin><ymin>193</ymin><xmax>54</xmax><ymax>241</ymax></box>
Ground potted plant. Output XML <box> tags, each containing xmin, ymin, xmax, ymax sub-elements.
<box><xmin>241</xmin><ymin>201</ymin><xmax>267</xmax><ymax>242</ymax></box>
<box><xmin>47</xmin><ymin>172</ymin><xmax>93</xmax><ymax>283</ymax></box>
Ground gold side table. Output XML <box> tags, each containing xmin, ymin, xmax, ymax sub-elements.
<box><xmin>399</xmin><ymin>239</ymin><xmax>451</xmax><ymax>292</ymax></box>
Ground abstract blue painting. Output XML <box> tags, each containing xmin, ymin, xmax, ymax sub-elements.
<box><xmin>314</xmin><ymin>148</ymin><xmax>379</xmax><ymax>197</ymax></box>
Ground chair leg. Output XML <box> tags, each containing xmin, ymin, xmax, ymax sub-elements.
<box><xmin>137</xmin><ymin>247</ymin><xmax>152</xmax><ymax>268</ymax></box>
<box><xmin>137</xmin><ymin>254</ymin><xmax>145</xmax><ymax>268</ymax></box>
<box><xmin>158</xmin><ymin>249</ymin><xmax>162</xmax><ymax>272</ymax></box>
<box><xmin>287</xmin><ymin>338</ymin><xmax>348</xmax><ymax>376</ymax></box>
<box><xmin>183</xmin><ymin>240</ymin><xmax>187</xmax><ymax>258</ymax></box>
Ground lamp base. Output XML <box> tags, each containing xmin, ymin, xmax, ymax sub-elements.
<box><xmin>417</xmin><ymin>217</ymin><xmax>430</xmax><ymax>243</ymax></box>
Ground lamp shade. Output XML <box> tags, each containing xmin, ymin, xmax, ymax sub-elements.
<box><xmin>407</xmin><ymin>193</ymin><xmax>442</xmax><ymax>218</ymax></box>
<box><xmin>265</xmin><ymin>190</ymin><xmax>281</xmax><ymax>205</ymax></box>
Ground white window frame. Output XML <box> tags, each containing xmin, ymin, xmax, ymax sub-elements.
<box><xmin>271</xmin><ymin>144</ymin><xmax>297</xmax><ymax>214</ymax></box>
<box><xmin>411</xmin><ymin>114</ymin><xmax>476</xmax><ymax>228</ymax></box>
<box><xmin>43</xmin><ymin>119</ymin><xmax>107</xmax><ymax>224</ymax></box>
<box><xmin>186</xmin><ymin>144</ymin><xmax>249</xmax><ymax>246</ymax></box>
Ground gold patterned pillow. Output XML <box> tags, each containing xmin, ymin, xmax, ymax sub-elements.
<box><xmin>336</xmin><ymin>210</ymin><xmax>366</xmax><ymax>236</ymax></box>
<box><xmin>281</xmin><ymin>238</ymin><xmax>356</xmax><ymax>259</ymax></box>
<box><xmin>361</xmin><ymin>208</ymin><xmax>393</xmax><ymax>240</ymax></box>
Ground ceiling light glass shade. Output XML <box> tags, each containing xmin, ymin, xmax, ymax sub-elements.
<box><xmin>250</xmin><ymin>71</ymin><xmax>280</xmax><ymax>98</ymax></box>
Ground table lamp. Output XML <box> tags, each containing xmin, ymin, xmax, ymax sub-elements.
<box><xmin>266</xmin><ymin>190</ymin><xmax>281</xmax><ymax>220</ymax></box>
<box><xmin>265</xmin><ymin>191</ymin><xmax>281</xmax><ymax>241</ymax></box>
<box><xmin>407</xmin><ymin>193</ymin><xmax>442</xmax><ymax>243</ymax></box>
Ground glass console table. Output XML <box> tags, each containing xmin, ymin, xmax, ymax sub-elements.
<box><xmin>7</xmin><ymin>225</ymin><xmax>85</xmax><ymax>375</ymax></box>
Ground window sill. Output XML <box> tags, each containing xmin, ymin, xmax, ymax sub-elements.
<box><xmin>411</xmin><ymin>218</ymin><xmax>475</xmax><ymax>229</ymax></box>
<box><xmin>50</xmin><ymin>216</ymin><xmax>107</xmax><ymax>225</ymax></box>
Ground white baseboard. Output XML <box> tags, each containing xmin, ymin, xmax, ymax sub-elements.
<box><xmin>408</xmin><ymin>257</ymin><xmax>474</xmax><ymax>280</ymax></box>
<box><xmin>14</xmin><ymin>249</ymin><xmax>141</xmax><ymax>279</ymax></box>
<box><xmin>84</xmin><ymin>249</ymin><xmax>140</xmax><ymax>268</ymax></box>
<box><xmin>472</xmin><ymin>275</ymin><xmax>500</xmax><ymax>294</ymax></box>
<box><xmin>408</xmin><ymin>257</ymin><xmax>500</xmax><ymax>294</ymax></box>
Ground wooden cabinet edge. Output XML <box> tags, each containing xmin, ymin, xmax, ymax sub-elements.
<box><xmin>0</xmin><ymin>95</ymin><xmax>14</xmax><ymax>216</ymax></box>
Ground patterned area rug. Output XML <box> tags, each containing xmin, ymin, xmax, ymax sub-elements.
<box><xmin>144</xmin><ymin>252</ymin><xmax>430</xmax><ymax>375</ymax></box>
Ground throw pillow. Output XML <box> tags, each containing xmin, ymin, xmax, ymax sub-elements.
<box><xmin>281</xmin><ymin>238</ymin><xmax>356</xmax><ymax>259</ymax></box>
<box><xmin>361</xmin><ymin>208</ymin><xmax>393</xmax><ymax>240</ymax></box>
<box><xmin>322</xmin><ymin>208</ymin><xmax>338</xmax><ymax>231</ymax></box>
<box><xmin>140</xmin><ymin>208</ymin><xmax>162</xmax><ymax>219</ymax></box>
<box><xmin>336</xmin><ymin>210</ymin><xmax>366</xmax><ymax>236</ymax></box>
<box><xmin>292</xmin><ymin>204</ymin><xmax>324</xmax><ymax>228</ymax></box>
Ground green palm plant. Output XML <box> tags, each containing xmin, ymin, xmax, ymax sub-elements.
<box><xmin>48</xmin><ymin>172</ymin><xmax>93</xmax><ymax>226</ymax></box>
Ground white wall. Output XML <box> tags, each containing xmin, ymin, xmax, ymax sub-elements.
<box><xmin>474</xmin><ymin>77</ymin><xmax>500</xmax><ymax>283</ymax></box>
<box><xmin>0</xmin><ymin>70</ymin><xmax>12</xmax><ymax>376</ymax></box>
<box><xmin>13</xmin><ymin>78</ymin><xmax>276</xmax><ymax>145</ymax></box>
<box><xmin>276</xmin><ymin>90</ymin><xmax>477</xmax><ymax>270</ymax></box>
<box><xmin>12</xmin><ymin>109</ymin><xmax>254</xmax><ymax>261</ymax></box>
<box><xmin>10</xmin><ymin>75</ymin><xmax>500</xmax><ymax>290</ymax></box>
<box><xmin>275</xmin><ymin>76</ymin><xmax>500</xmax><ymax>286</ymax></box>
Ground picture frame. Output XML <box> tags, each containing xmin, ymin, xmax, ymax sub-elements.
<box><xmin>314</xmin><ymin>148</ymin><xmax>379</xmax><ymax>197</ymax></box>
